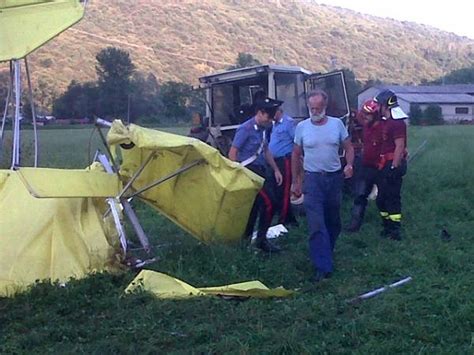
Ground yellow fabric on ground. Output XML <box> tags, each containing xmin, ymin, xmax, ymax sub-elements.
<box><xmin>16</xmin><ymin>167</ymin><xmax>120</xmax><ymax>198</ymax></box>
<box><xmin>125</xmin><ymin>270</ymin><xmax>295</xmax><ymax>299</ymax></box>
<box><xmin>0</xmin><ymin>0</ymin><xmax>84</xmax><ymax>61</ymax></box>
<box><xmin>0</xmin><ymin>170</ymin><xmax>120</xmax><ymax>297</ymax></box>
<box><xmin>107</xmin><ymin>121</ymin><xmax>264</xmax><ymax>243</ymax></box>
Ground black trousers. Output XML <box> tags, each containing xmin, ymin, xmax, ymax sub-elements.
<box><xmin>353</xmin><ymin>165</ymin><xmax>379</xmax><ymax>209</ymax></box>
<box><xmin>375</xmin><ymin>160</ymin><xmax>407</xmax><ymax>225</ymax></box>
<box><xmin>244</xmin><ymin>164</ymin><xmax>276</xmax><ymax>240</ymax></box>
<box><xmin>269</xmin><ymin>156</ymin><xmax>297</xmax><ymax>225</ymax></box>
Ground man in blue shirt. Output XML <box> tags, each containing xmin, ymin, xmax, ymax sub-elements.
<box><xmin>269</xmin><ymin>107</ymin><xmax>298</xmax><ymax>226</ymax></box>
<box><xmin>229</xmin><ymin>97</ymin><xmax>284</xmax><ymax>253</ymax></box>
<box><xmin>292</xmin><ymin>89</ymin><xmax>354</xmax><ymax>282</ymax></box>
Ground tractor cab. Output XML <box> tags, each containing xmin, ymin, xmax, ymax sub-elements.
<box><xmin>198</xmin><ymin>64</ymin><xmax>350</xmax><ymax>155</ymax></box>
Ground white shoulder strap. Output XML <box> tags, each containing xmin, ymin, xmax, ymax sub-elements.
<box><xmin>240</xmin><ymin>129</ymin><xmax>266</xmax><ymax>167</ymax></box>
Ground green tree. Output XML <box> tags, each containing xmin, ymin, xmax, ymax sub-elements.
<box><xmin>424</xmin><ymin>104</ymin><xmax>444</xmax><ymax>125</ymax></box>
<box><xmin>129</xmin><ymin>72</ymin><xmax>163</xmax><ymax>124</ymax></box>
<box><xmin>159</xmin><ymin>81</ymin><xmax>193</xmax><ymax>123</ymax></box>
<box><xmin>431</xmin><ymin>66</ymin><xmax>474</xmax><ymax>85</ymax></box>
<box><xmin>409</xmin><ymin>104</ymin><xmax>423</xmax><ymax>125</ymax></box>
<box><xmin>228</xmin><ymin>52</ymin><xmax>261</xmax><ymax>69</ymax></box>
<box><xmin>95</xmin><ymin>47</ymin><xmax>135</xmax><ymax>119</ymax></box>
<box><xmin>52</xmin><ymin>80</ymin><xmax>98</xmax><ymax>119</ymax></box>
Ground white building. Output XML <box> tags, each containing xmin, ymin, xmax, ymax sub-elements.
<box><xmin>358</xmin><ymin>85</ymin><xmax>474</xmax><ymax>123</ymax></box>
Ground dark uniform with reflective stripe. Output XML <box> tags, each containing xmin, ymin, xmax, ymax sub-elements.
<box><xmin>232</xmin><ymin>118</ymin><xmax>275</xmax><ymax>242</ymax></box>
<box><xmin>375</xmin><ymin>118</ymin><xmax>407</xmax><ymax>239</ymax></box>
<box><xmin>231</xmin><ymin>97</ymin><xmax>283</xmax><ymax>252</ymax></box>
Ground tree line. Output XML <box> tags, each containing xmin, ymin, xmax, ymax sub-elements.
<box><xmin>52</xmin><ymin>47</ymin><xmax>205</xmax><ymax>124</ymax></box>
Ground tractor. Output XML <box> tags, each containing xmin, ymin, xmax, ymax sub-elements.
<box><xmin>197</xmin><ymin>64</ymin><xmax>350</xmax><ymax>155</ymax></box>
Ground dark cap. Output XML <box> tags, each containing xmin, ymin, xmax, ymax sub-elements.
<box><xmin>374</xmin><ymin>89</ymin><xmax>408</xmax><ymax>120</ymax></box>
<box><xmin>254</xmin><ymin>97</ymin><xmax>284</xmax><ymax>111</ymax></box>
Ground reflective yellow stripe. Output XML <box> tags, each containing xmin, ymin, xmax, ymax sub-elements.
<box><xmin>389</xmin><ymin>214</ymin><xmax>402</xmax><ymax>222</ymax></box>
<box><xmin>380</xmin><ymin>211</ymin><xmax>389</xmax><ymax>219</ymax></box>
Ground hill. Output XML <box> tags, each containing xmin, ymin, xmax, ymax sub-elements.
<box><xmin>12</xmin><ymin>0</ymin><xmax>474</xmax><ymax>99</ymax></box>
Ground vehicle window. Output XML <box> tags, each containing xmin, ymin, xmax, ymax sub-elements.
<box><xmin>307</xmin><ymin>72</ymin><xmax>349</xmax><ymax>119</ymax></box>
<box><xmin>211</xmin><ymin>77</ymin><xmax>267</xmax><ymax>126</ymax></box>
<box><xmin>275</xmin><ymin>73</ymin><xmax>307</xmax><ymax>119</ymax></box>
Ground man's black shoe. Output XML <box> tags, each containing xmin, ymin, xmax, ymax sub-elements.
<box><xmin>255</xmin><ymin>239</ymin><xmax>281</xmax><ymax>253</ymax></box>
<box><xmin>388</xmin><ymin>232</ymin><xmax>402</xmax><ymax>241</ymax></box>
<box><xmin>310</xmin><ymin>271</ymin><xmax>332</xmax><ymax>283</ymax></box>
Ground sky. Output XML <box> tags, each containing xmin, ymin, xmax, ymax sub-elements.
<box><xmin>316</xmin><ymin>0</ymin><xmax>474</xmax><ymax>39</ymax></box>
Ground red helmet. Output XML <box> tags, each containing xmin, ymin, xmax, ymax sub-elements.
<box><xmin>362</xmin><ymin>99</ymin><xmax>380</xmax><ymax>114</ymax></box>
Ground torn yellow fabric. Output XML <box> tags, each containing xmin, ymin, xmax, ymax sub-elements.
<box><xmin>0</xmin><ymin>0</ymin><xmax>85</xmax><ymax>62</ymax></box>
<box><xmin>125</xmin><ymin>270</ymin><xmax>295</xmax><ymax>299</ymax></box>
<box><xmin>0</xmin><ymin>169</ymin><xmax>121</xmax><ymax>297</ymax></box>
<box><xmin>107</xmin><ymin>121</ymin><xmax>264</xmax><ymax>243</ymax></box>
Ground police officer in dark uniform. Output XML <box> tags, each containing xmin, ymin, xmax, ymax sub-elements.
<box><xmin>229</xmin><ymin>97</ymin><xmax>284</xmax><ymax>252</ymax></box>
<box><xmin>269</xmin><ymin>107</ymin><xmax>298</xmax><ymax>226</ymax></box>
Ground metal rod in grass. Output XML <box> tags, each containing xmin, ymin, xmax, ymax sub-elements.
<box><xmin>408</xmin><ymin>140</ymin><xmax>428</xmax><ymax>163</ymax></box>
<box><xmin>347</xmin><ymin>276</ymin><xmax>412</xmax><ymax>304</ymax></box>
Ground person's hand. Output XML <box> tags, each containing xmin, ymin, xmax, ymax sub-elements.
<box><xmin>343</xmin><ymin>164</ymin><xmax>353</xmax><ymax>179</ymax></box>
<box><xmin>274</xmin><ymin>170</ymin><xmax>283</xmax><ymax>186</ymax></box>
<box><xmin>291</xmin><ymin>181</ymin><xmax>302</xmax><ymax>197</ymax></box>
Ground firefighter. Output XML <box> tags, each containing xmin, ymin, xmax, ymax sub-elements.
<box><xmin>373</xmin><ymin>89</ymin><xmax>408</xmax><ymax>240</ymax></box>
<box><xmin>346</xmin><ymin>99</ymin><xmax>384</xmax><ymax>232</ymax></box>
<box><xmin>268</xmin><ymin>107</ymin><xmax>298</xmax><ymax>226</ymax></box>
<box><xmin>229</xmin><ymin>97</ymin><xmax>284</xmax><ymax>253</ymax></box>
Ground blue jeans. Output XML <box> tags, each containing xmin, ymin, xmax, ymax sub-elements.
<box><xmin>303</xmin><ymin>171</ymin><xmax>343</xmax><ymax>273</ymax></box>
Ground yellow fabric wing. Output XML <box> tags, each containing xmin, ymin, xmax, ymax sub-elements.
<box><xmin>0</xmin><ymin>0</ymin><xmax>85</xmax><ymax>61</ymax></box>
<box><xmin>107</xmin><ymin>121</ymin><xmax>263</xmax><ymax>243</ymax></box>
<box><xmin>16</xmin><ymin>167</ymin><xmax>121</xmax><ymax>198</ymax></box>
<box><xmin>0</xmin><ymin>170</ymin><xmax>120</xmax><ymax>297</ymax></box>
<box><xmin>125</xmin><ymin>270</ymin><xmax>295</xmax><ymax>299</ymax></box>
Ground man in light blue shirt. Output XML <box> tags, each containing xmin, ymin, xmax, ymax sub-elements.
<box><xmin>292</xmin><ymin>89</ymin><xmax>354</xmax><ymax>282</ymax></box>
<box><xmin>269</xmin><ymin>108</ymin><xmax>298</xmax><ymax>226</ymax></box>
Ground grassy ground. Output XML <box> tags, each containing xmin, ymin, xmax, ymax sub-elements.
<box><xmin>1</xmin><ymin>125</ymin><xmax>473</xmax><ymax>353</ymax></box>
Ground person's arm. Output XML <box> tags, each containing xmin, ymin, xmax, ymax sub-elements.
<box><xmin>264</xmin><ymin>147</ymin><xmax>283</xmax><ymax>186</ymax></box>
<box><xmin>228</xmin><ymin>146</ymin><xmax>239</xmax><ymax>162</ymax></box>
<box><xmin>228</xmin><ymin>126</ymin><xmax>246</xmax><ymax>162</ymax></box>
<box><xmin>392</xmin><ymin>137</ymin><xmax>405</xmax><ymax>168</ymax></box>
<box><xmin>291</xmin><ymin>144</ymin><xmax>304</xmax><ymax>196</ymax></box>
<box><xmin>342</xmin><ymin>138</ymin><xmax>354</xmax><ymax>178</ymax></box>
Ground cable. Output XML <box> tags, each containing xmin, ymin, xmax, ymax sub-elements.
<box><xmin>24</xmin><ymin>57</ymin><xmax>39</xmax><ymax>167</ymax></box>
<box><xmin>87</xmin><ymin>125</ymin><xmax>98</xmax><ymax>166</ymax></box>
<box><xmin>0</xmin><ymin>62</ymin><xmax>13</xmax><ymax>142</ymax></box>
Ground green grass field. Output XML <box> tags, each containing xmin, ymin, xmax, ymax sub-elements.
<box><xmin>1</xmin><ymin>125</ymin><xmax>473</xmax><ymax>353</ymax></box>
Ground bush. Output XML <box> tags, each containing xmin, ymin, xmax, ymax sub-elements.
<box><xmin>409</xmin><ymin>104</ymin><xmax>423</xmax><ymax>125</ymax></box>
<box><xmin>423</xmin><ymin>104</ymin><xmax>444</xmax><ymax>125</ymax></box>
<box><xmin>410</xmin><ymin>104</ymin><xmax>444</xmax><ymax>126</ymax></box>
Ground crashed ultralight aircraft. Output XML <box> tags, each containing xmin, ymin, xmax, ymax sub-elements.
<box><xmin>0</xmin><ymin>0</ymin><xmax>263</xmax><ymax>296</ymax></box>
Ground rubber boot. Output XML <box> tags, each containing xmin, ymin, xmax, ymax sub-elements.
<box><xmin>379</xmin><ymin>218</ymin><xmax>391</xmax><ymax>238</ymax></box>
<box><xmin>346</xmin><ymin>204</ymin><xmax>365</xmax><ymax>233</ymax></box>
<box><xmin>387</xmin><ymin>220</ymin><xmax>402</xmax><ymax>241</ymax></box>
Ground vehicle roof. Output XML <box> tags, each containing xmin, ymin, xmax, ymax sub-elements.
<box><xmin>199</xmin><ymin>64</ymin><xmax>313</xmax><ymax>84</ymax></box>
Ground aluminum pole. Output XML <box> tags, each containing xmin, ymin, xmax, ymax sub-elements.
<box><xmin>11</xmin><ymin>60</ymin><xmax>21</xmax><ymax>168</ymax></box>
